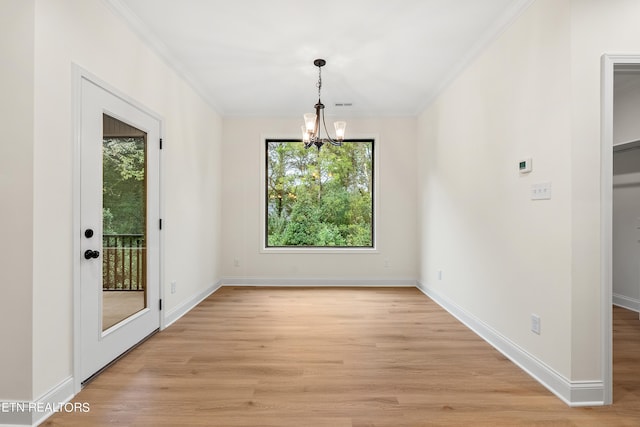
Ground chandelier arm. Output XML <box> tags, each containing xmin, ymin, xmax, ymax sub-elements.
<box><xmin>314</xmin><ymin>102</ymin><xmax>322</xmax><ymax>139</ymax></box>
<box><xmin>321</xmin><ymin>108</ymin><xmax>342</xmax><ymax>146</ymax></box>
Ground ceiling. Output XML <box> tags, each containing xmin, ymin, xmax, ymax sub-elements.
<box><xmin>105</xmin><ymin>0</ymin><xmax>532</xmax><ymax>118</ymax></box>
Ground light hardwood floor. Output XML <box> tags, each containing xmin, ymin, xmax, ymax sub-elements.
<box><xmin>44</xmin><ymin>287</ymin><xmax>640</xmax><ymax>426</ymax></box>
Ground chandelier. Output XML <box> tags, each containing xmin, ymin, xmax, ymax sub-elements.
<box><xmin>302</xmin><ymin>59</ymin><xmax>346</xmax><ymax>150</ymax></box>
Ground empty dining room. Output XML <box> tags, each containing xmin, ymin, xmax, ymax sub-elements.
<box><xmin>4</xmin><ymin>0</ymin><xmax>640</xmax><ymax>426</ymax></box>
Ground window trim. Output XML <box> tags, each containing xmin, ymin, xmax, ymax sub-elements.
<box><xmin>260</xmin><ymin>135</ymin><xmax>379</xmax><ymax>253</ymax></box>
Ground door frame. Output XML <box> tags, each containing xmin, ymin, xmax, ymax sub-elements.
<box><xmin>600</xmin><ymin>53</ymin><xmax>640</xmax><ymax>405</ymax></box>
<box><xmin>72</xmin><ymin>65</ymin><xmax>165</xmax><ymax>393</ymax></box>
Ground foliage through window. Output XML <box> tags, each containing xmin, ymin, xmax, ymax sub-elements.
<box><xmin>266</xmin><ymin>139</ymin><xmax>374</xmax><ymax>248</ymax></box>
<box><xmin>103</xmin><ymin>137</ymin><xmax>146</xmax><ymax>235</ymax></box>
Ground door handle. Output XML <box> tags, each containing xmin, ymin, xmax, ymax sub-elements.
<box><xmin>84</xmin><ymin>250</ymin><xmax>100</xmax><ymax>260</ymax></box>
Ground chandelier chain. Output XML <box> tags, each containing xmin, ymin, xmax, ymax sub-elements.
<box><xmin>317</xmin><ymin>66</ymin><xmax>322</xmax><ymax>99</ymax></box>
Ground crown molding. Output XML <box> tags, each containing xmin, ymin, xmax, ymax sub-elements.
<box><xmin>415</xmin><ymin>0</ymin><xmax>536</xmax><ymax>115</ymax></box>
<box><xmin>101</xmin><ymin>0</ymin><xmax>223</xmax><ymax>114</ymax></box>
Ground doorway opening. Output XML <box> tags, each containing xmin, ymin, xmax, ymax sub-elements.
<box><xmin>601</xmin><ymin>54</ymin><xmax>640</xmax><ymax>405</ymax></box>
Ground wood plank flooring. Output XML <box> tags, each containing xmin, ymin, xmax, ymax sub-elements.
<box><xmin>43</xmin><ymin>287</ymin><xmax>640</xmax><ymax>426</ymax></box>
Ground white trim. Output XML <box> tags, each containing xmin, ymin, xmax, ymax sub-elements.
<box><xmin>31</xmin><ymin>377</ymin><xmax>75</xmax><ymax>426</ymax></box>
<box><xmin>601</xmin><ymin>53</ymin><xmax>615</xmax><ymax>406</ymax></box>
<box><xmin>158</xmin><ymin>120</ymin><xmax>166</xmax><ymax>331</ymax></box>
<box><xmin>71</xmin><ymin>64</ymin><xmax>83</xmax><ymax>395</ymax></box>
<box><xmin>163</xmin><ymin>281</ymin><xmax>222</xmax><ymax>328</ymax></box>
<box><xmin>416</xmin><ymin>282</ymin><xmax>605</xmax><ymax>407</ymax></box>
<box><xmin>567</xmin><ymin>381</ymin><xmax>607</xmax><ymax>407</ymax></box>
<box><xmin>0</xmin><ymin>377</ymin><xmax>74</xmax><ymax>426</ymax></box>
<box><xmin>222</xmin><ymin>277</ymin><xmax>417</xmax><ymax>287</ymax></box>
<box><xmin>259</xmin><ymin>133</ymin><xmax>380</xmax><ymax>253</ymax></box>
<box><xmin>613</xmin><ymin>293</ymin><xmax>640</xmax><ymax>313</ymax></box>
<box><xmin>600</xmin><ymin>54</ymin><xmax>640</xmax><ymax>406</ymax></box>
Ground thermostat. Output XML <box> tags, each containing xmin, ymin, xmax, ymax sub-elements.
<box><xmin>519</xmin><ymin>158</ymin><xmax>532</xmax><ymax>174</ymax></box>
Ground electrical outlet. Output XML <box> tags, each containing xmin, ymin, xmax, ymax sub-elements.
<box><xmin>531</xmin><ymin>314</ymin><xmax>541</xmax><ymax>335</ymax></box>
<box><xmin>234</xmin><ymin>258</ymin><xmax>240</xmax><ymax>267</ymax></box>
<box><xmin>437</xmin><ymin>270</ymin><xmax>443</xmax><ymax>280</ymax></box>
<box><xmin>170</xmin><ymin>281</ymin><xmax>176</xmax><ymax>294</ymax></box>
<box><xmin>384</xmin><ymin>258</ymin><xmax>390</xmax><ymax>268</ymax></box>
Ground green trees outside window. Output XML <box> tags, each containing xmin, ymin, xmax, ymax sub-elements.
<box><xmin>266</xmin><ymin>139</ymin><xmax>374</xmax><ymax>247</ymax></box>
<box><xmin>102</xmin><ymin>136</ymin><xmax>147</xmax><ymax>292</ymax></box>
<box><xmin>103</xmin><ymin>137</ymin><xmax>146</xmax><ymax>235</ymax></box>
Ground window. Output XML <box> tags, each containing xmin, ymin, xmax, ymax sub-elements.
<box><xmin>265</xmin><ymin>138</ymin><xmax>374</xmax><ymax>248</ymax></box>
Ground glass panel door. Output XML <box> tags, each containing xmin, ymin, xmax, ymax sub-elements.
<box><xmin>80</xmin><ymin>76</ymin><xmax>160</xmax><ymax>383</ymax></box>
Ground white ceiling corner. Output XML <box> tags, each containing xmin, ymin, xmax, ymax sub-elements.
<box><xmin>103</xmin><ymin>0</ymin><xmax>534</xmax><ymax>118</ymax></box>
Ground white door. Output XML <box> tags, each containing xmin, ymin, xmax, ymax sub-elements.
<box><xmin>80</xmin><ymin>77</ymin><xmax>161</xmax><ymax>383</ymax></box>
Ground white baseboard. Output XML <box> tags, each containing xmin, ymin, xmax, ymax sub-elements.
<box><xmin>221</xmin><ymin>277</ymin><xmax>418</xmax><ymax>287</ymax></box>
<box><xmin>163</xmin><ymin>280</ymin><xmax>222</xmax><ymax>328</ymax></box>
<box><xmin>416</xmin><ymin>282</ymin><xmax>604</xmax><ymax>407</ymax></box>
<box><xmin>613</xmin><ymin>293</ymin><xmax>640</xmax><ymax>313</ymax></box>
<box><xmin>0</xmin><ymin>376</ymin><xmax>75</xmax><ymax>427</ymax></box>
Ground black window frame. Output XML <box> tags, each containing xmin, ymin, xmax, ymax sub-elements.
<box><xmin>264</xmin><ymin>138</ymin><xmax>375</xmax><ymax>249</ymax></box>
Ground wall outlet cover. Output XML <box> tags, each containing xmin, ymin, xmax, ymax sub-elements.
<box><xmin>531</xmin><ymin>314</ymin><xmax>541</xmax><ymax>335</ymax></box>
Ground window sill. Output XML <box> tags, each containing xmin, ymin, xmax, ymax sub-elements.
<box><xmin>260</xmin><ymin>247</ymin><xmax>378</xmax><ymax>254</ymax></box>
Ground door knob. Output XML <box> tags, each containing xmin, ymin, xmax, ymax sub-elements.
<box><xmin>84</xmin><ymin>250</ymin><xmax>100</xmax><ymax>260</ymax></box>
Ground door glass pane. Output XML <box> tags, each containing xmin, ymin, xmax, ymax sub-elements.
<box><xmin>102</xmin><ymin>114</ymin><xmax>147</xmax><ymax>331</ymax></box>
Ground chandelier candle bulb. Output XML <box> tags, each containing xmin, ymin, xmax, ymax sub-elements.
<box><xmin>334</xmin><ymin>121</ymin><xmax>346</xmax><ymax>141</ymax></box>
<box><xmin>301</xmin><ymin>125</ymin><xmax>310</xmax><ymax>143</ymax></box>
<box><xmin>304</xmin><ymin>113</ymin><xmax>316</xmax><ymax>133</ymax></box>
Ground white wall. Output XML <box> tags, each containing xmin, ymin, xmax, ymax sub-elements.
<box><xmin>222</xmin><ymin>117</ymin><xmax>418</xmax><ymax>283</ymax></box>
<box><xmin>417</xmin><ymin>0</ymin><xmax>573</xmax><ymax>379</ymax></box>
<box><xmin>417</xmin><ymin>0</ymin><xmax>640</xmax><ymax>396</ymax></box>
<box><xmin>0</xmin><ymin>0</ymin><xmax>35</xmax><ymax>402</ymax></box>
<box><xmin>30</xmin><ymin>0</ymin><xmax>222</xmax><ymax>400</ymax></box>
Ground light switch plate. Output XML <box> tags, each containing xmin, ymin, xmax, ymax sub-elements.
<box><xmin>531</xmin><ymin>182</ymin><xmax>551</xmax><ymax>200</ymax></box>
